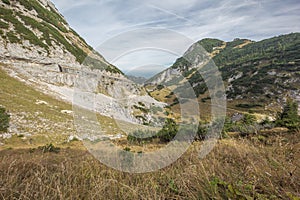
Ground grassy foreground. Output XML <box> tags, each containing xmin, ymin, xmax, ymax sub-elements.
<box><xmin>0</xmin><ymin>131</ymin><xmax>299</xmax><ymax>199</ymax></box>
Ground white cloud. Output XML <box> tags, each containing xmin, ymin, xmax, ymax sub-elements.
<box><xmin>113</xmin><ymin>49</ymin><xmax>179</xmax><ymax>78</ymax></box>
<box><xmin>52</xmin><ymin>0</ymin><xmax>300</xmax><ymax>77</ymax></box>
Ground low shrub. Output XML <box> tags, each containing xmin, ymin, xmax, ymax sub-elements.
<box><xmin>0</xmin><ymin>106</ymin><xmax>10</xmax><ymax>133</ymax></box>
<box><xmin>127</xmin><ymin>129</ymin><xmax>155</xmax><ymax>144</ymax></box>
<box><xmin>156</xmin><ymin>118</ymin><xmax>178</xmax><ymax>142</ymax></box>
<box><xmin>38</xmin><ymin>143</ymin><xmax>60</xmax><ymax>153</ymax></box>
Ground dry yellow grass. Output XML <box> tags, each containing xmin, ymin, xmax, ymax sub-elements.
<box><xmin>0</xmin><ymin>131</ymin><xmax>299</xmax><ymax>199</ymax></box>
<box><xmin>233</xmin><ymin>40</ymin><xmax>253</xmax><ymax>49</ymax></box>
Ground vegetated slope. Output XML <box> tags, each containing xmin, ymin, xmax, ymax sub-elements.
<box><xmin>0</xmin><ymin>65</ymin><xmax>75</xmax><ymax>147</ymax></box>
<box><xmin>0</xmin><ymin>0</ymin><xmax>165</xmax><ymax>126</ymax></box>
<box><xmin>215</xmin><ymin>33</ymin><xmax>300</xmax><ymax>101</ymax></box>
<box><xmin>0</xmin><ymin>66</ymin><xmax>130</xmax><ymax>148</ymax></box>
<box><xmin>148</xmin><ymin>33</ymin><xmax>300</xmax><ymax>115</ymax></box>
<box><xmin>0</xmin><ymin>0</ymin><xmax>120</xmax><ymax>73</ymax></box>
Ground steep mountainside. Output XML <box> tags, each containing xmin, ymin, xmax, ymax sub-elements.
<box><xmin>148</xmin><ymin>33</ymin><xmax>300</xmax><ymax>115</ymax></box>
<box><xmin>0</xmin><ymin>0</ymin><xmax>121</xmax><ymax>72</ymax></box>
<box><xmin>0</xmin><ymin>0</ymin><xmax>164</xmax><ymax>125</ymax></box>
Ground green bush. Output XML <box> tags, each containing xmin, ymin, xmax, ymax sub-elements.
<box><xmin>236</xmin><ymin>103</ymin><xmax>262</xmax><ymax>108</ymax></box>
<box><xmin>38</xmin><ymin>143</ymin><xmax>60</xmax><ymax>153</ymax></box>
<box><xmin>222</xmin><ymin>115</ymin><xmax>261</xmax><ymax>137</ymax></box>
<box><xmin>133</xmin><ymin>105</ymin><xmax>149</xmax><ymax>113</ymax></box>
<box><xmin>0</xmin><ymin>6</ymin><xmax>13</xmax><ymax>16</ymax></box>
<box><xmin>138</xmin><ymin>102</ymin><xmax>145</xmax><ymax>107</ymax></box>
<box><xmin>196</xmin><ymin>123</ymin><xmax>208</xmax><ymax>140</ymax></box>
<box><xmin>157</xmin><ymin>118</ymin><xmax>178</xmax><ymax>142</ymax></box>
<box><xmin>0</xmin><ymin>107</ymin><xmax>10</xmax><ymax>133</ymax></box>
<box><xmin>156</xmin><ymin>85</ymin><xmax>164</xmax><ymax>90</ymax></box>
<box><xmin>242</xmin><ymin>113</ymin><xmax>256</xmax><ymax>125</ymax></box>
<box><xmin>6</xmin><ymin>31</ymin><xmax>20</xmax><ymax>43</ymax></box>
<box><xmin>127</xmin><ymin>119</ymin><xmax>179</xmax><ymax>143</ymax></box>
<box><xmin>260</xmin><ymin>118</ymin><xmax>275</xmax><ymax>129</ymax></box>
<box><xmin>0</xmin><ymin>20</ymin><xmax>9</xmax><ymax>29</ymax></box>
<box><xmin>2</xmin><ymin>0</ymin><xmax>10</xmax><ymax>5</ymax></box>
<box><xmin>170</xmin><ymin>98</ymin><xmax>179</xmax><ymax>106</ymax></box>
<box><xmin>123</xmin><ymin>147</ymin><xmax>131</xmax><ymax>152</ymax></box>
<box><xmin>232</xmin><ymin>124</ymin><xmax>260</xmax><ymax>137</ymax></box>
<box><xmin>127</xmin><ymin>129</ymin><xmax>155</xmax><ymax>144</ymax></box>
<box><xmin>276</xmin><ymin>99</ymin><xmax>300</xmax><ymax>130</ymax></box>
<box><xmin>222</xmin><ymin>117</ymin><xmax>234</xmax><ymax>133</ymax></box>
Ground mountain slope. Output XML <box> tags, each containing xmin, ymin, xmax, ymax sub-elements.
<box><xmin>0</xmin><ymin>0</ymin><xmax>164</xmax><ymax>126</ymax></box>
<box><xmin>0</xmin><ymin>0</ymin><xmax>122</xmax><ymax>73</ymax></box>
<box><xmin>147</xmin><ymin>33</ymin><xmax>300</xmax><ymax>116</ymax></box>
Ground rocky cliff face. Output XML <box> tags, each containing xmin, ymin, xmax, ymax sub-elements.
<box><xmin>0</xmin><ymin>0</ymin><xmax>164</xmax><ymax>124</ymax></box>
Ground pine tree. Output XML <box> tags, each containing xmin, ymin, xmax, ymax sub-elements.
<box><xmin>276</xmin><ymin>99</ymin><xmax>300</xmax><ymax>130</ymax></box>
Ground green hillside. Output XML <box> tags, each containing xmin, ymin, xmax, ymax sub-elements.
<box><xmin>216</xmin><ymin>33</ymin><xmax>300</xmax><ymax>99</ymax></box>
<box><xmin>149</xmin><ymin>33</ymin><xmax>300</xmax><ymax>115</ymax></box>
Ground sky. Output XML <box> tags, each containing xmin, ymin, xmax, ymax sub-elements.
<box><xmin>51</xmin><ymin>0</ymin><xmax>300</xmax><ymax>78</ymax></box>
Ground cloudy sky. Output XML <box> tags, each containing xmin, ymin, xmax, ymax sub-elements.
<box><xmin>52</xmin><ymin>0</ymin><xmax>300</xmax><ymax>77</ymax></box>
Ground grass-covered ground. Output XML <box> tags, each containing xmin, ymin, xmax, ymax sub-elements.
<box><xmin>0</xmin><ymin>64</ymin><xmax>74</xmax><ymax>147</ymax></box>
<box><xmin>0</xmin><ymin>65</ymin><xmax>299</xmax><ymax>199</ymax></box>
<box><xmin>0</xmin><ymin>64</ymin><xmax>127</xmax><ymax>148</ymax></box>
<box><xmin>0</xmin><ymin>131</ymin><xmax>299</xmax><ymax>199</ymax></box>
